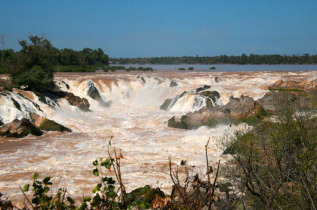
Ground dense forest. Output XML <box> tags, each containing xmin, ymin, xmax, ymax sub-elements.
<box><xmin>111</xmin><ymin>54</ymin><xmax>317</xmax><ymax>65</ymax></box>
<box><xmin>0</xmin><ymin>37</ymin><xmax>109</xmax><ymax>74</ymax></box>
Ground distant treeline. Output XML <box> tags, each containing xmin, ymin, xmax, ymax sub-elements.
<box><xmin>111</xmin><ymin>53</ymin><xmax>317</xmax><ymax>65</ymax></box>
<box><xmin>0</xmin><ymin>47</ymin><xmax>109</xmax><ymax>74</ymax></box>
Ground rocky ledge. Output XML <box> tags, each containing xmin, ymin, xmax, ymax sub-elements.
<box><xmin>0</xmin><ymin>113</ymin><xmax>71</xmax><ymax>138</ymax></box>
<box><xmin>168</xmin><ymin>95</ymin><xmax>264</xmax><ymax>129</ymax></box>
<box><xmin>167</xmin><ymin>79</ymin><xmax>317</xmax><ymax>130</ymax></box>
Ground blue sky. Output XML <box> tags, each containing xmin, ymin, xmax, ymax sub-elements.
<box><xmin>1</xmin><ymin>0</ymin><xmax>317</xmax><ymax>57</ymax></box>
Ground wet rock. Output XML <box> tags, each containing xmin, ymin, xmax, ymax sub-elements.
<box><xmin>86</xmin><ymin>80</ymin><xmax>102</xmax><ymax>100</ymax></box>
<box><xmin>196</xmin><ymin>85</ymin><xmax>211</xmax><ymax>92</ymax></box>
<box><xmin>0</xmin><ymin>118</ymin><xmax>43</xmax><ymax>138</ymax></box>
<box><xmin>268</xmin><ymin>79</ymin><xmax>317</xmax><ymax>92</ymax></box>
<box><xmin>160</xmin><ymin>99</ymin><xmax>173</xmax><ymax>111</ymax></box>
<box><xmin>86</xmin><ymin>80</ymin><xmax>111</xmax><ymax>107</ymax></box>
<box><xmin>30</xmin><ymin>113</ymin><xmax>71</xmax><ymax>132</ymax></box>
<box><xmin>160</xmin><ymin>88</ymin><xmax>222</xmax><ymax>112</ymax></box>
<box><xmin>170</xmin><ymin>79</ymin><xmax>178</xmax><ymax>87</ymax></box>
<box><xmin>0</xmin><ymin>120</ymin><xmax>3</xmax><ymax>126</ymax></box>
<box><xmin>168</xmin><ymin>95</ymin><xmax>263</xmax><ymax>130</ymax></box>
<box><xmin>214</xmin><ymin>77</ymin><xmax>221</xmax><ymax>83</ymax></box>
<box><xmin>62</xmin><ymin>81</ymin><xmax>70</xmax><ymax>89</ymax></box>
<box><xmin>154</xmin><ymin>77</ymin><xmax>164</xmax><ymax>84</ymax></box>
<box><xmin>64</xmin><ymin>93</ymin><xmax>90</xmax><ymax>111</ymax></box>
<box><xmin>137</xmin><ymin>76</ymin><xmax>146</xmax><ymax>83</ymax></box>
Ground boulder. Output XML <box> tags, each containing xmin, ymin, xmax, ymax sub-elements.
<box><xmin>214</xmin><ymin>77</ymin><xmax>221</xmax><ymax>83</ymax></box>
<box><xmin>258</xmin><ymin>91</ymin><xmax>316</xmax><ymax>113</ymax></box>
<box><xmin>86</xmin><ymin>80</ymin><xmax>111</xmax><ymax>107</ymax></box>
<box><xmin>30</xmin><ymin>113</ymin><xmax>71</xmax><ymax>132</ymax></box>
<box><xmin>170</xmin><ymin>79</ymin><xmax>178</xmax><ymax>87</ymax></box>
<box><xmin>64</xmin><ymin>92</ymin><xmax>90</xmax><ymax>111</ymax></box>
<box><xmin>0</xmin><ymin>118</ymin><xmax>43</xmax><ymax>138</ymax></box>
<box><xmin>160</xmin><ymin>99</ymin><xmax>173</xmax><ymax>111</ymax></box>
<box><xmin>225</xmin><ymin>95</ymin><xmax>262</xmax><ymax>119</ymax></box>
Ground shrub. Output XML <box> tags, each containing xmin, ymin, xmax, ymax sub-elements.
<box><xmin>225</xmin><ymin>111</ymin><xmax>317</xmax><ymax>209</ymax></box>
<box><xmin>178</xmin><ymin>68</ymin><xmax>186</xmax><ymax>71</ymax></box>
<box><xmin>188</xmin><ymin>67</ymin><xmax>194</xmax><ymax>70</ymax></box>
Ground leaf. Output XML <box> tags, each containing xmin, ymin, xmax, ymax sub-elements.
<box><xmin>83</xmin><ymin>197</ymin><xmax>91</xmax><ymax>202</ymax></box>
<box><xmin>78</xmin><ymin>203</ymin><xmax>88</xmax><ymax>210</ymax></box>
<box><xmin>33</xmin><ymin>173</ymin><xmax>39</xmax><ymax>180</ymax></box>
<box><xmin>92</xmin><ymin>183</ymin><xmax>102</xmax><ymax>193</ymax></box>
<box><xmin>43</xmin><ymin>177</ymin><xmax>51</xmax><ymax>184</ymax></box>
<box><xmin>93</xmin><ymin>168</ymin><xmax>99</xmax><ymax>177</ymax></box>
<box><xmin>23</xmin><ymin>184</ymin><xmax>30</xmax><ymax>192</ymax></box>
<box><xmin>107</xmin><ymin>190</ymin><xmax>117</xmax><ymax>199</ymax></box>
<box><xmin>108</xmin><ymin>185</ymin><xmax>115</xmax><ymax>191</ymax></box>
<box><xmin>107</xmin><ymin>178</ymin><xmax>115</xmax><ymax>185</ymax></box>
<box><xmin>32</xmin><ymin>197</ymin><xmax>40</xmax><ymax>205</ymax></box>
<box><xmin>43</xmin><ymin>186</ymin><xmax>50</xmax><ymax>193</ymax></box>
<box><xmin>67</xmin><ymin>196</ymin><xmax>75</xmax><ymax>204</ymax></box>
<box><xmin>92</xmin><ymin>160</ymin><xmax>99</xmax><ymax>166</ymax></box>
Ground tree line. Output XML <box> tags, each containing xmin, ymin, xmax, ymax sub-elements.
<box><xmin>111</xmin><ymin>53</ymin><xmax>317</xmax><ymax>65</ymax></box>
<box><xmin>0</xmin><ymin>36</ymin><xmax>109</xmax><ymax>75</ymax></box>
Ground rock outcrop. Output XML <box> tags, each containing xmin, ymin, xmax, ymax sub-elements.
<box><xmin>168</xmin><ymin>95</ymin><xmax>263</xmax><ymax>129</ymax></box>
<box><xmin>64</xmin><ymin>93</ymin><xmax>90</xmax><ymax>111</ymax></box>
<box><xmin>167</xmin><ymin>80</ymin><xmax>317</xmax><ymax>130</ymax></box>
<box><xmin>0</xmin><ymin>119</ymin><xmax>43</xmax><ymax>138</ymax></box>
<box><xmin>170</xmin><ymin>79</ymin><xmax>178</xmax><ymax>87</ymax></box>
<box><xmin>86</xmin><ymin>80</ymin><xmax>111</xmax><ymax>107</ymax></box>
<box><xmin>30</xmin><ymin>113</ymin><xmax>71</xmax><ymax>132</ymax></box>
<box><xmin>268</xmin><ymin>79</ymin><xmax>317</xmax><ymax>92</ymax></box>
<box><xmin>160</xmin><ymin>85</ymin><xmax>222</xmax><ymax>111</ymax></box>
<box><xmin>258</xmin><ymin>91</ymin><xmax>316</xmax><ymax>112</ymax></box>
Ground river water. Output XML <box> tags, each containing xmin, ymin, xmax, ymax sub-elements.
<box><xmin>0</xmin><ymin>69</ymin><xmax>316</xmax><ymax>203</ymax></box>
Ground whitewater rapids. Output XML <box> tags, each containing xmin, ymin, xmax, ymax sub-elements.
<box><xmin>0</xmin><ymin>70</ymin><xmax>316</xmax><ymax>202</ymax></box>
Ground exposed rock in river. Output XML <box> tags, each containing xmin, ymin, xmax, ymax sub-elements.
<box><xmin>86</xmin><ymin>80</ymin><xmax>111</xmax><ymax>107</ymax></box>
<box><xmin>168</xmin><ymin>95</ymin><xmax>263</xmax><ymax>129</ymax></box>
<box><xmin>64</xmin><ymin>93</ymin><xmax>90</xmax><ymax>111</ymax></box>
<box><xmin>170</xmin><ymin>79</ymin><xmax>178</xmax><ymax>87</ymax></box>
<box><xmin>30</xmin><ymin>113</ymin><xmax>71</xmax><ymax>132</ymax></box>
<box><xmin>268</xmin><ymin>79</ymin><xmax>317</xmax><ymax>91</ymax></box>
<box><xmin>160</xmin><ymin>85</ymin><xmax>222</xmax><ymax>112</ymax></box>
<box><xmin>0</xmin><ymin>118</ymin><xmax>43</xmax><ymax>138</ymax></box>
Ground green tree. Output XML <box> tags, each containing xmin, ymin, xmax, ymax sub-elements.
<box><xmin>10</xmin><ymin>35</ymin><xmax>56</xmax><ymax>91</ymax></box>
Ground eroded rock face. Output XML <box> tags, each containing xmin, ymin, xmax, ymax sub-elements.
<box><xmin>258</xmin><ymin>91</ymin><xmax>316</xmax><ymax>112</ymax></box>
<box><xmin>64</xmin><ymin>93</ymin><xmax>90</xmax><ymax>111</ymax></box>
<box><xmin>0</xmin><ymin>118</ymin><xmax>43</xmax><ymax>138</ymax></box>
<box><xmin>225</xmin><ymin>95</ymin><xmax>262</xmax><ymax>119</ymax></box>
<box><xmin>30</xmin><ymin>113</ymin><xmax>71</xmax><ymax>132</ymax></box>
<box><xmin>168</xmin><ymin>95</ymin><xmax>263</xmax><ymax>129</ymax></box>
<box><xmin>268</xmin><ymin>79</ymin><xmax>317</xmax><ymax>91</ymax></box>
<box><xmin>160</xmin><ymin>85</ymin><xmax>222</xmax><ymax>112</ymax></box>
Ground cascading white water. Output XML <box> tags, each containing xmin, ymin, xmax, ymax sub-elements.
<box><xmin>1</xmin><ymin>70</ymin><xmax>316</xmax><ymax>202</ymax></box>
